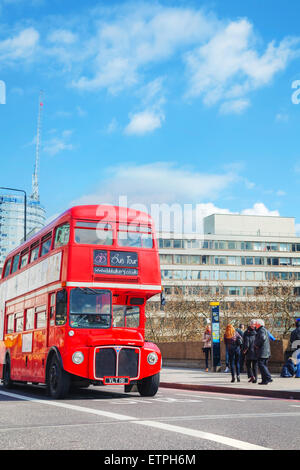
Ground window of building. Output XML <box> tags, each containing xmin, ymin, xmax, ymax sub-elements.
<box><xmin>173</xmin><ymin>239</ymin><xmax>183</xmax><ymax>249</ymax></box>
<box><xmin>279</xmin><ymin>258</ymin><xmax>291</xmax><ymax>266</ymax></box>
<box><xmin>201</xmin><ymin>271</ymin><xmax>210</xmax><ymax>280</ymax></box>
<box><xmin>189</xmin><ymin>255</ymin><xmax>201</xmax><ymax>265</ymax></box>
<box><xmin>228</xmin><ymin>242</ymin><xmax>236</xmax><ymax>250</ymax></box>
<box><xmin>160</xmin><ymin>254</ymin><xmax>173</xmax><ymax>264</ymax></box>
<box><xmin>174</xmin><ymin>255</ymin><xmax>187</xmax><ymax>264</ymax></box>
<box><xmin>266</xmin><ymin>243</ymin><xmax>279</xmax><ymax>252</ymax></box>
<box><xmin>215</xmin><ymin>256</ymin><xmax>227</xmax><ymax>265</ymax></box>
<box><xmin>228</xmin><ymin>287</ymin><xmax>240</xmax><ymax>296</ymax></box>
<box><xmin>219</xmin><ymin>271</ymin><xmax>227</xmax><ymax>280</ymax></box>
<box><xmin>280</xmin><ymin>243</ymin><xmax>290</xmax><ymax>252</ymax></box>
<box><xmin>245</xmin><ymin>271</ymin><xmax>254</xmax><ymax>280</ymax></box>
<box><xmin>255</xmin><ymin>272</ymin><xmax>265</xmax><ymax>281</ymax></box>
<box><xmin>241</xmin><ymin>242</ymin><xmax>253</xmax><ymax>250</ymax></box>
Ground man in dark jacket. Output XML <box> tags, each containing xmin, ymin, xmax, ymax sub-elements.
<box><xmin>254</xmin><ymin>319</ymin><xmax>272</xmax><ymax>385</ymax></box>
<box><xmin>290</xmin><ymin>319</ymin><xmax>300</xmax><ymax>352</ymax></box>
<box><xmin>243</xmin><ymin>320</ymin><xmax>257</xmax><ymax>383</ymax></box>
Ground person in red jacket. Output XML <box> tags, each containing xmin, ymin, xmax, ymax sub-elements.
<box><xmin>224</xmin><ymin>324</ymin><xmax>243</xmax><ymax>383</ymax></box>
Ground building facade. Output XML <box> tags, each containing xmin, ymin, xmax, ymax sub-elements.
<box><xmin>158</xmin><ymin>214</ymin><xmax>300</xmax><ymax>300</ymax></box>
<box><xmin>0</xmin><ymin>194</ymin><xmax>46</xmax><ymax>268</ymax></box>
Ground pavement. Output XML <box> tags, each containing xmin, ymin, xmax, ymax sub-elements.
<box><xmin>160</xmin><ymin>366</ymin><xmax>300</xmax><ymax>399</ymax></box>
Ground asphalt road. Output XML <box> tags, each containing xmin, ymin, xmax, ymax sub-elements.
<box><xmin>0</xmin><ymin>382</ymin><xmax>299</xmax><ymax>452</ymax></box>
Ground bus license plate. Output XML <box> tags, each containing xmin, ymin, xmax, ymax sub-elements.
<box><xmin>104</xmin><ymin>377</ymin><xmax>129</xmax><ymax>385</ymax></box>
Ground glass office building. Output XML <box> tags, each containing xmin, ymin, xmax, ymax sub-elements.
<box><xmin>0</xmin><ymin>194</ymin><xmax>46</xmax><ymax>268</ymax></box>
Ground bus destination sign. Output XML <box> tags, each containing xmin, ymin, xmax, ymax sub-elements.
<box><xmin>110</xmin><ymin>251</ymin><xmax>138</xmax><ymax>268</ymax></box>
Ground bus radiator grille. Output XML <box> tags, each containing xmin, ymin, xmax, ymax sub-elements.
<box><xmin>95</xmin><ymin>347</ymin><xmax>139</xmax><ymax>379</ymax></box>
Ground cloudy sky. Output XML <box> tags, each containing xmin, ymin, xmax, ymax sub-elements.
<box><xmin>1</xmin><ymin>0</ymin><xmax>300</xmax><ymax>231</ymax></box>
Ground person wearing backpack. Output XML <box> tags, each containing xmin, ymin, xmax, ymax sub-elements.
<box><xmin>290</xmin><ymin>319</ymin><xmax>300</xmax><ymax>352</ymax></box>
<box><xmin>224</xmin><ymin>324</ymin><xmax>243</xmax><ymax>383</ymax></box>
<box><xmin>243</xmin><ymin>320</ymin><xmax>258</xmax><ymax>383</ymax></box>
<box><xmin>254</xmin><ymin>319</ymin><xmax>272</xmax><ymax>385</ymax></box>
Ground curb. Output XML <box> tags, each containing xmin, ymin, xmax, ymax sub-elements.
<box><xmin>160</xmin><ymin>382</ymin><xmax>300</xmax><ymax>400</ymax></box>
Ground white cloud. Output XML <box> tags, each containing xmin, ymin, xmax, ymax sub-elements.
<box><xmin>47</xmin><ymin>29</ymin><xmax>77</xmax><ymax>45</ymax></box>
<box><xmin>124</xmin><ymin>110</ymin><xmax>164</xmax><ymax>135</ymax></box>
<box><xmin>72</xmin><ymin>162</ymin><xmax>237</xmax><ymax>206</ymax></box>
<box><xmin>43</xmin><ymin>129</ymin><xmax>75</xmax><ymax>156</ymax></box>
<box><xmin>184</xmin><ymin>18</ymin><xmax>299</xmax><ymax>112</ymax></box>
<box><xmin>275</xmin><ymin>113</ymin><xmax>289</xmax><ymax>122</ymax></box>
<box><xmin>241</xmin><ymin>202</ymin><xmax>280</xmax><ymax>216</ymax></box>
<box><xmin>0</xmin><ymin>27</ymin><xmax>39</xmax><ymax>63</ymax></box>
<box><xmin>72</xmin><ymin>5</ymin><xmax>217</xmax><ymax>94</ymax></box>
<box><xmin>71</xmin><ymin>162</ymin><xmax>279</xmax><ymax>233</ymax></box>
<box><xmin>219</xmin><ymin>99</ymin><xmax>250</xmax><ymax>115</ymax></box>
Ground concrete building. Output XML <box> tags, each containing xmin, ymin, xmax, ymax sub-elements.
<box><xmin>158</xmin><ymin>213</ymin><xmax>300</xmax><ymax>299</ymax></box>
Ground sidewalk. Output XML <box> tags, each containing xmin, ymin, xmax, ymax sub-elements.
<box><xmin>160</xmin><ymin>367</ymin><xmax>300</xmax><ymax>400</ymax></box>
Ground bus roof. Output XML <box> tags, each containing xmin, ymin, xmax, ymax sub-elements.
<box><xmin>3</xmin><ymin>205</ymin><xmax>154</xmax><ymax>260</ymax></box>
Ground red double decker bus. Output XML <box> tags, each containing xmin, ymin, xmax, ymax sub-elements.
<box><xmin>0</xmin><ymin>205</ymin><xmax>162</xmax><ymax>398</ymax></box>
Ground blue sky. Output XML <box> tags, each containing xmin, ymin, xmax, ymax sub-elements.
<box><xmin>1</xmin><ymin>0</ymin><xmax>300</xmax><ymax>232</ymax></box>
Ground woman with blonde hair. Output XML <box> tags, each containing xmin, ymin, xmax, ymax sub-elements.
<box><xmin>224</xmin><ymin>324</ymin><xmax>243</xmax><ymax>383</ymax></box>
<box><xmin>202</xmin><ymin>324</ymin><xmax>211</xmax><ymax>372</ymax></box>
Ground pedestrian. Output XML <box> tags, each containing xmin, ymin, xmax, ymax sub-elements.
<box><xmin>254</xmin><ymin>319</ymin><xmax>272</xmax><ymax>385</ymax></box>
<box><xmin>243</xmin><ymin>320</ymin><xmax>258</xmax><ymax>383</ymax></box>
<box><xmin>224</xmin><ymin>324</ymin><xmax>243</xmax><ymax>383</ymax></box>
<box><xmin>224</xmin><ymin>345</ymin><xmax>230</xmax><ymax>373</ymax></box>
<box><xmin>236</xmin><ymin>323</ymin><xmax>246</xmax><ymax>373</ymax></box>
<box><xmin>290</xmin><ymin>319</ymin><xmax>300</xmax><ymax>353</ymax></box>
<box><xmin>202</xmin><ymin>325</ymin><xmax>211</xmax><ymax>372</ymax></box>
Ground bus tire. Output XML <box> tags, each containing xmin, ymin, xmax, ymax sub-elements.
<box><xmin>3</xmin><ymin>355</ymin><xmax>13</xmax><ymax>389</ymax></box>
<box><xmin>137</xmin><ymin>372</ymin><xmax>160</xmax><ymax>397</ymax></box>
<box><xmin>47</xmin><ymin>355</ymin><xmax>70</xmax><ymax>399</ymax></box>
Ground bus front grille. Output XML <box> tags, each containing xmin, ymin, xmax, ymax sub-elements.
<box><xmin>95</xmin><ymin>347</ymin><xmax>139</xmax><ymax>380</ymax></box>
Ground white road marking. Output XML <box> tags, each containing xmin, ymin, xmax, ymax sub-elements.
<box><xmin>0</xmin><ymin>389</ymin><xmax>270</xmax><ymax>450</ymax></box>
<box><xmin>175</xmin><ymin>393</ymin><xmax>246</xmax><ymax>402</ymax></box>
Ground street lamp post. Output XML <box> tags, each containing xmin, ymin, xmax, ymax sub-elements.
<box><xmin>0</xmin><ymin>187</ymin><xmax>27</xmax><ymax>241</ymax></box>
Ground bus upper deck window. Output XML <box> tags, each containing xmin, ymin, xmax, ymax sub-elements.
<box><xmin>118</xmin><ymin>224</ymin><xmax>153</xmax><ymax>249</ymax></box>
<box><xmin>74</xmin><ymin>222</ymin><xmax>113</xmax><ymax>246</ymax></box>
<box><xmin>20</xmin><ymin>251</ymin><xmax>29</xmax><ymax>269</ymax></box>
<box><xmin>30</xmin><ymin>243</ymin><xmax>40</xmax><ymax>263</ymax></box>
<box><xmin>54</xmin><ymin>223</ymin><xmax>70</xmax><ymax>248</ymax></box>
<box><xmin>3</xmin><ymin>259</ymin><xmax>12</xmax><ymax>278</ymax></box>
<box><xmin>11</xmin><ymin>254</ymin><xmax>20</xmax><ymax>274</ymax></box>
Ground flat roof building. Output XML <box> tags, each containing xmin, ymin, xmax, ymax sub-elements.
<box><xmin>158</xmin><ymin>213</ymin><xmax>300</xmax><ymax>300</ymax></box>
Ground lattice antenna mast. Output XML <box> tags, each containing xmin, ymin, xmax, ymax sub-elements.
<box><xmin>31</xmin><ymin>91</ymin><xmax>44</xmax><ymax>202</ymax></box>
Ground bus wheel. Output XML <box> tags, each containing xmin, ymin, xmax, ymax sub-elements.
<box><xmin>3</xmin><ymin>356</ymin><xmax>13</xmax><ymax>389</ymax></box>
<box><xmin>137</xmin><ymin>373</ymin><xmax>160</xmax><ymax>397</ymax></box>
<box><xmin>47</xmin><ymin>355</ymin><xmax>70</xmax><ymax>399</ymax></box>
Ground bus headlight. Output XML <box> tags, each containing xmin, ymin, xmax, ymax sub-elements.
<box><xmin>147</xmin><ymin>352</ymin><xmax>158</xmax><ymax>365</ymax></box>
<box><xmin>72</xmin><ymin>351</ymin><xmax>84</xmax><ymax>365</ymax></box>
